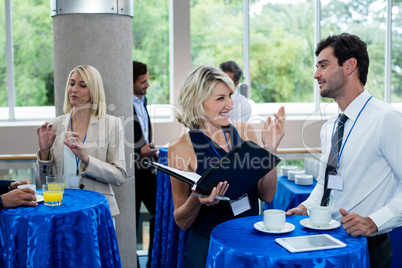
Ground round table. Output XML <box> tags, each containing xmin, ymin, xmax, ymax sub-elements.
<box><xmin>207</xmin><ymin>215</ymin><xmax>369</xmax><ymax>267</ymax></box>
<box><xmin>0</xmin><ymin>189</ymin><xmax>121</xmax><ymax>268</ymax></box>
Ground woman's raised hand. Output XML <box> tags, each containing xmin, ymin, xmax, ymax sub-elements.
<box><xmin>64</xmin><ymin>131</ymin><xmax>90</xmax><ymax>165</ymax></box>
<box><xmin>37</xmin><ymin>122</ymin><xmax>57</xmax><ymax>160</ymax></box>
<box><xmin>262</xmin><ymin>106</ymin><xmax>286</xmax><ymax>153</ymax></box>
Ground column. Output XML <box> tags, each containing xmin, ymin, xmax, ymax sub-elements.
<box><xmin>51</xmin><ymin>1</ymin><xmax>136</xmax><ymax>267</ymax></box>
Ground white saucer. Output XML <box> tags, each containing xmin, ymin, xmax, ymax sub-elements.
<box><xmin>300</xmin><ymin>218</ymin><xmax>341</xmax><ymax>230</ymax></box>
<box><xmin>254</xmin><ymin>221</ymin><xmax>295</xmax><ymax>234</ymax></box>
<box><xmin>35</xmin><ymin>194</ymin><xmax>44</xmax><ymax>203</ymax></box>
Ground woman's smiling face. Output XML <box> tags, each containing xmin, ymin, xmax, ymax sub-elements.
<box><xmin>202</xmin><ymin>82</ymin><xmax>233</xmax><ymax>129</ymax></box>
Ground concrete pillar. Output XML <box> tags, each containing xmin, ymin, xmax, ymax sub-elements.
<box><xmin>52</xmin><ymin>2</ymin><xmax>136</xmax><ymax>267</ymax></box>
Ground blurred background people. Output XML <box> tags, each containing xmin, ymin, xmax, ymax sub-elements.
<box><xmin>35</xmin><ymin>65</ymin><xmax>126</xmax><ymax>217</ymax></box>
<box><xmin>133</xmin><ymin>61</ymin><xmax>157</xmax><ymax>268</ymax></box>
<box><xmin>220</xmin><ymin>60</ymin><xmax>252</xmax><ymax>122</ymax></box>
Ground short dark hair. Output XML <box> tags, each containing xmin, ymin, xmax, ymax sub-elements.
<box><xmin>133</xmin><ymin>61</ymin><xmax>147</xmax><ymax>83</ymax></box>
<box><xmin>220</xmin><ymin>61</ymin><xmax>242</xmax><ymax>83</ymax></box>
<box><xmin>315</xmin><ymin>33</ymin><xmax>369</xmax><ymax>85</ymax></box>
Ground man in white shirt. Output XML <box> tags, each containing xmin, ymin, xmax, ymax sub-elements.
<box><xmin>220</xmin><ymin>61</ymin><xmax>252</xmax><ymax>122</ymax></box>
<box><xmin>286</xmin><ymin>33</ymin><xmax>402</xmax><ymax>268</ymax></box>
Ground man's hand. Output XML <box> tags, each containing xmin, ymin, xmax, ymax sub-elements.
<box><xmin>286</xmin><ymin>204</ymin><xmax>308</xmax><ymax>216</ymax></box>
<box><xmin>1</xmin><ymin>188</ymin><xmax>37</xmax><ymax>208</ymax></box>
<box><xmin>9</xmin><ymin>180</ymin><xmax>32</xmax><ymax>191</ymax></box>
<box><xmin>141</xmin><ymin>142</ymin><xmax>157</xmax><ymax>158</ymax></box>
<box><xmin>339</xmin><ymin>208</ymin><xmax>378</xmax><ymax>236</ymax></box>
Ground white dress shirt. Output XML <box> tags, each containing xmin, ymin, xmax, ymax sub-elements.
<box><xmin>133</xmin><ymin>95</ymin><xmax>150</xmax><ymax>143</ymax></box>
<box><xmin>302</xmin><ymin>90</ymin><xmax>402</xmax><ymax>234</ymax></box>
<box><xmin>229</xmin><ymin>90</ymin><xmax>252</xmax><ymax>122</ymax></box>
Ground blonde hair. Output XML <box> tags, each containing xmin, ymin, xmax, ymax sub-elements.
<box><xmin>177</xmin><ymin>65</ymin><xmax>234</xmax><ymax>129</ymax></box>
<box><xmin>63</xmin><ymin>65</ymin><xmax>106</xmax><ymax>118</ymax></box>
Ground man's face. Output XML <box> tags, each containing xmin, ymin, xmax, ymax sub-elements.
<box><xmin>133</xmin><ymin>73</ymin><xmax>150</xmax><ymax>98</ymax></box>
<box><xmin>222</xmin><ymin>71</ymin><xmax>239</xmax><ymax>87</ymax></box>
<box><xmin>314</xmin><ymin>47</ymin><xmax>346</xmax><ymax>100</ymax></box>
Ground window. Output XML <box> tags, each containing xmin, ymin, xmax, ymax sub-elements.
<box><xmin>392</xmin><ymin>0</ymin><xmax>402</xmax><ymax>103</ymax></box>
<box><xmin>0</xmin><ymin>0</ymin><xmax>7</xmax><ymax>111</ymax></box>
<box><xmin>2</xmin><ymin>0</ymin><xmax>402</xmax><ymax>122</ymax></box>
<box><xmin>321</xmin><ymin>0</ymin><xmax>386</xmax><ymax>101</ymax></box>
<box><xmin>191</xmin><ymin>0</ymin><xmax>243</xmax><ymax>68</ymax></box>
<box><xmin>249</xmin><ymin>0</ymin><xmax>315</xmax><ymax>103</ymax></box>
<box><xmin>1</xmin><ymin>0</ymin><xmax>54</xmax><ymax>121</ymax></box>
<box><xmin>133</xmin><ymin>0</ymin><xmax>170</xmax><ymax>105</ymax></box>
<box><xmin>189</xmin><ymin>0</ymin><xmax>400</xmax><ymax>119</ymax></box>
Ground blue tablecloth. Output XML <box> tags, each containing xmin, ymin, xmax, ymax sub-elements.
<box><xmin>264</xmin><ymin>175</ymin><xmax>402</xmax><ymax>267</ymax></box>
<box><xmin>265</xmin><ymin>175</ymin><xmax>316</xmax><ymax>211</ymax></box>
<box><xmin>0</xmin><ymin>189</ymin><xmax>121</xmax><ymax>268</ymax></box>
<box><xmin>152</xmin><ymin>147</ymin><xmax>188</xmax><ymax>268</ymax></box>
<box><xmin>207</xmin><ymin>215</ymin><xmax>369</xmax><ymax>268</ymax></box>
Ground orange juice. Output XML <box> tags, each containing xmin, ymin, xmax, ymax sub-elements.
<box><xmin>43</xmin><ymin>191</ymin><xmax>63</xmax><ymax>202</ymax></box>
<box><xmin>42</xmin><ymin>183</ymin><xmax>64</xmax><ymax>206</ymax></box>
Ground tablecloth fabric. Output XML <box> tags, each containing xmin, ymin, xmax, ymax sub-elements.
<box><xmin>0</xmin><ymin>189</ymin><xmax>121</xmax><ymax>268</ymax></box>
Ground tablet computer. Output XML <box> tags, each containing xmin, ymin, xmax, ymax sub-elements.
<box><xmin>275</xmin><ymin>234</ymin><xmax>346</xmax><ymax>253</ymax></box>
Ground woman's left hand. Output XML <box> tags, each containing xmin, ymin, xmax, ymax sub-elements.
<box><xmin>262</xmin><ymin>106</ymin><xmax>286</xmax><ymax>152</ymax></box>
<box><xmin>64</xmin><ymin>131</ymin><xmax>89</xmax><ymax>165</ymax></box>
<box><xmin>194</xmin><ymin>181</ymin><xmax>229</xmax><ymax>206</ymax></box>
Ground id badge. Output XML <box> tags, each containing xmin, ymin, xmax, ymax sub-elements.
<box><xmin>230</xmin><ymin>193</ymin><xmax>251</xmax><ymax>216</ymax></box>
<box><xmin>68</xmin><ymin>174</ymin><xmax>80</xmax><ymax>189</ymax></box>
<box><xmin>328</xmin><ymin>174</ymin><xmax>344</xmax><ymax>191</ymax></box>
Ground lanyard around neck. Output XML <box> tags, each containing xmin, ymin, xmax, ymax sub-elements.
<box><xmin>331</xmin><ymin>96</ymin><xmax>372</xmax><ymax>169</ymax></box>
<box><xmin>198</xmin><ymin>127</ymin><xmax>231</xmax><ymax>159</ymax></box>
<box><xmin>70</xmin><ymin>115</ymin><xmax>88</xmax><ymax>175</ymax></box>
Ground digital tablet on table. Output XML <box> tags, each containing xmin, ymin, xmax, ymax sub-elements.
<box><xmin>275</xmin><ymin>234</ymin><xmax>346</xmax><ymax>253</ymax></box>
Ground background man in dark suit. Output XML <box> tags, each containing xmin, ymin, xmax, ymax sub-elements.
<box><xmin>0</xmin><ymin>180</ymin><xmax>37</xmax><ymax>209</ymax></box>
<box><xmin>133</xmin><ymin>61</ymin><xmax>157</xmax><ymax>267</ymax></box>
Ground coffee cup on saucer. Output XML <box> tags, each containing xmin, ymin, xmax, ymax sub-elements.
<box><xmin>263</xmin><ymin>209</ymin><xmax>285</xmax><ymax>230</ymax></box>
<box><xmin>308</xmin><ymin>206</ymin><xmax>331</xmax><ymax>227</ymax></box>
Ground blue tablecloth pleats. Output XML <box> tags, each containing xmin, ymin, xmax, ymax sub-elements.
<box><xmin>152</xmin><ymin>147</ymin><xmax>188</xmax><ymax>268</ymax></box>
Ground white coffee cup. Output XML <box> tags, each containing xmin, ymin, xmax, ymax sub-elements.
<box><xmin>18</xmin><ymin>184</ymin><xmax>36</xmax><ymax>193</ymax></box>
<box><xmin>263</xmin><ymin>209</ymin><xmax>286</xmax><ymax>230</ymax></box>
<box><xmin>309</xmin><ymin>206</ymin><xmax>331</xmax><ymax>227</ymax></box>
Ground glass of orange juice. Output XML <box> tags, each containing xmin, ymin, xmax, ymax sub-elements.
<box><xmin>42</xmin><ymin>183</ymin><xmax>64</xmax><ymax>206</ymax></box>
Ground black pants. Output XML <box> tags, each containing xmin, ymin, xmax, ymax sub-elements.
<box><xmin>136</xmin><ymin>171</ymin><xmax>157</xmax><ymax>268</ymax></box>
<box><xmin>367</xmin><ymin>233</ymin><xmax>392</xmax><ymax>268</ymax></box>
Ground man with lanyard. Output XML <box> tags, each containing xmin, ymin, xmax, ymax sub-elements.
<box><xmin>133</xmin><ymin>61</ymin><xmax>157</xmax><ymax>268</ymax></box>
<box><xmin>286</xmin><ymin>33</ymin><xmax>402</xmax><ymax>268</ymax></box>
<box><xmin>220</xmin><ymin>61</ymin><xmax>252</xmax><ymax>122</ymax></box>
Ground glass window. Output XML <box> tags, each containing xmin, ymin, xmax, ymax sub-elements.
<box><xmin>12</xmin><ymin>0</ymin><xmax>53</xmax><ymax>109</ymax></box>
<box><xmin>0</xmin><ymin>0</ymin><xmax>6</xmax><ymax>109</ymax></box>
<box><xmin>191</xmin><ymin>0</ymin><xmax>243</xmax><ymax>67</ymax></box>
<box><xmin>392</xmin><ymin>0</ymin><xmax>402</xmax><ymax>103</ymax></box>
<box><xmin>249</xmin><ymin>0</ymin><xmax>315</xmax><ymax>103</ymax></box>
<box><xmin>133</xmin><ymin>0</ymin><xmax>170</xmax><ymax>105</ymax></box>
<box><xmin>321</xmin><ymin>0</ymin><xmax>386</xmax><ymax>101</ymax></box>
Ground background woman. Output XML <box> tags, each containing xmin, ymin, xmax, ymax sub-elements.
<box><xmin>35</xmin><ymin>65</ymin><xmax>126</xmax><ymax>216</ymax></box>
<box><xmin>168</xmin><ymin>65</ymin><xmax>285</xmax><ymax>267</ymax></box>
